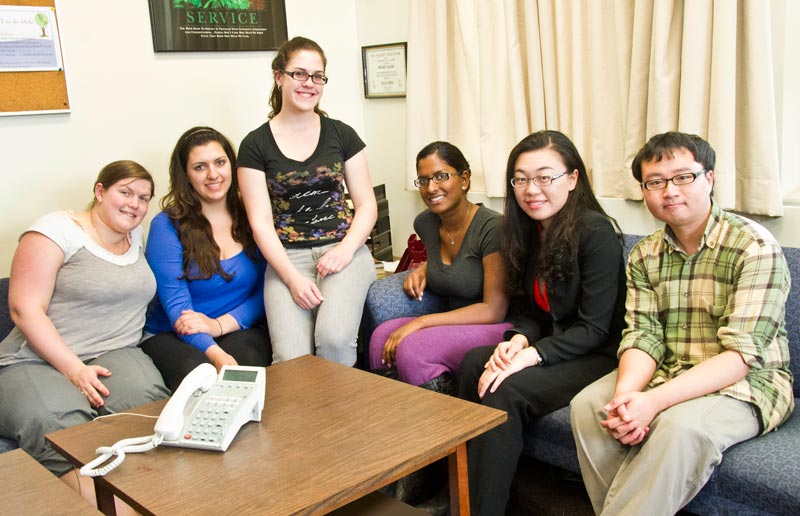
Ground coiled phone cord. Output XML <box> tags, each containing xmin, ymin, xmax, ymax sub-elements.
<box><xmin>80</xmin><ymin>434</ymin><xmax>164</xmax><ymax>477</ymax></box>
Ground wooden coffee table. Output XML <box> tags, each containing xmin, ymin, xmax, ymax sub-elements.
<box><xmin>0</xmin><ymin>448</ymin><xmax>100</xmax><ymax>515</ymax></box>
<box><xmin>46</xmin><ymin>355</ymin><xmax>506</xmax><ymax>515</ymax></box>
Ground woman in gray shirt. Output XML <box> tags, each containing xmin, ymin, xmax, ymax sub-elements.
<box><xmin>0</xmin><ymin>161</ymin><xmax>168</xmax><ymax>502</ymax></box>
<box><xmin>368</xmin><ymin>142</ymin><xmax>510</xmax><ymax>392</ymax></box>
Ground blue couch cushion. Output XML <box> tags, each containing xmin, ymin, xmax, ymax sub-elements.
<box><xmin>685</xmin><ymin>405</ymin><xmax>800</xmax><ymax>516</ymax></box>
<box><xmin>522</xmin><ymin>406</ymin><xmax>580</xmax><ymax>474</ymax></box>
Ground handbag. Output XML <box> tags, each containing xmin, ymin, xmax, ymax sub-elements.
<box><xmin>395</xmin><ymin>234</ymin><xmax>427</xmax><ymax>272</ymax></box>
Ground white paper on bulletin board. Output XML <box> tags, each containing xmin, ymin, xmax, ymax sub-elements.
<box><xmin>0</xmin><ymin>5</ymin><xmax>64</xmax><ymax>72</ymax></box>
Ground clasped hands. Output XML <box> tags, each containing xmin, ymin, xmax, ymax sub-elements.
<box><xmin>175</xmin><ymin>309</ymin><xmax>221</xmax><ymax>337</ymax></box>
<box><xmin>174</xmin><ymin>311</ymin><xmax>237</xmax><ymax>370</ymax></box>
<box><xmin>600</xmin><ymin>391</ymin><xmax>658</xmax><ymax>446</ymax></box>
<box><xmin>477</xmin><ymin>338</ymin><xmax>540</xmax><ymax>398</ymax></box>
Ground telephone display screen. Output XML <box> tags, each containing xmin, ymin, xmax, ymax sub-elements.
<box><xmin>222</xmin><ymin>369</ymin><xmax>259</xmax><ymax>383</ymax></box>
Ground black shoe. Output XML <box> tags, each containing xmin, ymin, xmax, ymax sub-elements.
<box><xmin>383</xmin><ymin>468</ymin><xmax>430</xmax><ymax>506</ymax></box>
<box><xmin>416</xmin><ymin>485</ymin><xmax>450</xmax><ymax>516</ymax></box>
<box><xmin>419</xmin><ymin>372</ymin><xmax>457</xmax><ymax>396</ymax></box>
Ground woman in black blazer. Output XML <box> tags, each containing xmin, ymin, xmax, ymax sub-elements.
<box><xmin>458</xmin><ymin>131</ymin><xmax>626</xmax><ymax>516</ymax></box>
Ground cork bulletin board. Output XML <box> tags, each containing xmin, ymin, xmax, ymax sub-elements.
<box><xmin>0</xmin><ymin>0</ymin><xmax>69</xmax><ymax>116</ymax></box>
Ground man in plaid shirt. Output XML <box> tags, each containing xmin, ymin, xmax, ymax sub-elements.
<box><xmin>570</xmin><ymin>132</ymin><xmax>793</xmax><ymax>516</ymax></box>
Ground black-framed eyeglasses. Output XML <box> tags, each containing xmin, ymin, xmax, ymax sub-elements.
<box><xmin>280</xmin><ymin>69</ymin><xmax>329</xmax><ymax>85</ymax></box>
<box><xmin>510</xmin><ymin>171</ymin><xmax>569</xmax><ymax>189</ymax></box>
<box><xmin>642</xmin><ymin>169</ymin><xmax>707</xmax><ymax>191</ymax></box>
<box><xmin>414</xmin><ymin>171</ymin><xmax>462</xmax><ymax>188</ymax></box>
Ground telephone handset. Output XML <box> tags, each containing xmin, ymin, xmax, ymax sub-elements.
<box><xmin>81</xmin><ymin>363</ymin><xmax>266</xmax><ymax>476</ymax></box>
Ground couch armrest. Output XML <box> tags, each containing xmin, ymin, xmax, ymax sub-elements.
<box><xmin>359</xmin><ymin>271</ymin><xmax>448</xmax><ymax>365</ymax></box>
<box><xmin>363</xmin><ymin>271</ymin><xmax>447</xmax><ymax>329</ymax></box>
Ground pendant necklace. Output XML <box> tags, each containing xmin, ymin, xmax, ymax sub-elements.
<box><xmin>90</xmin><ymin>209</ymin><xmax>130</xmax><ymax>255</ymax></box>
<box><xmin>443</xmin><ymin>204</ymin><xmax>473</xmax><ymax>246</ymax></box>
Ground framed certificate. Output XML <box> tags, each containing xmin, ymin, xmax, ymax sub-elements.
<box><xmin>361</xmin><ymin>42</ymin><xmax>407</xmax><ymax>99</ymax></box>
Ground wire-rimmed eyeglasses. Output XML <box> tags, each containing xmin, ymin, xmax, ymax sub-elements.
<box><xmin>413</xmin><ymin>171</ymin><xmax>462</xmax><ymax>188</ymax></box>
<box><xmin>510</xmin><ymin>171</ymin><xmax>569</xmax><ymax>188</ymax></box>
<box><xmin>642</xmin><ymin>170</ymin><xmax>707</xmax><ymax>191</ymax></box>
<box><xmin>280</xmin><ymin>69</ymin><xmax>329</xmax><ymax>85</ymax></box>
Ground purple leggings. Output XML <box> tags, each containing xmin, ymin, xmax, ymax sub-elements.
<box><xmin>368</xmin><ymin>317</ymin><xmax>513</xmax><ymax>386</ymax></box>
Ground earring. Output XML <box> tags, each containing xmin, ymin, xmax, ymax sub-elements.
<box><xmin>462</xmin><ymin>187</ymin><xmax>466</xmax><ymax>190</ymax></box>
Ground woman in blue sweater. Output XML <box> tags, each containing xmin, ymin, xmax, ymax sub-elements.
<box><xmin>142</xmin><ymin>127</ymin><xmax>270</xmax><ymax>390</ymax></box>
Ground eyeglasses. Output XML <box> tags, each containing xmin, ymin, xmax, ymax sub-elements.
<box><xmin>414</xmin><ymin>171</ymin><xmax>462</xmax><ymax>188</ymax></box>
<box><xmin>642</xmin><ymin>170</ymin><xmax>707</xmax><ymax>191</ymax></box>
<box><xmin>510</xmin><ymin>171</ymin><xmax>569</xmax><ymax>189</ymax></box>
<box><xmin>280</xmin><ymin>69</ymin><xmax>329</xmax><ymax>85</ymax></box>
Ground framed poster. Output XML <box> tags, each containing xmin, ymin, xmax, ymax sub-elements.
<box><xmin>362</xmin><ymin>42</ymin><xmax>407</xmax><ymax>99</ymax></box>
<box><xmin>148</xmin><ymin>0</ymin><xmax>287</xmax><ymax>52</ymax></box>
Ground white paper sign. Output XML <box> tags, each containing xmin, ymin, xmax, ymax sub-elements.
<box><xmin>0</xmin><ymin>6</ymin><xmax>63</xmax><ymax>72</ymax></box>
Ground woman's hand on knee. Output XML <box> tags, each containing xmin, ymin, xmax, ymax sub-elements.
<box><xmin>486</xmin><ymin>340</ymin><xmax>525</xmax><ymax>371</ymax></box>
<box><xmin>478</xmin><ymin>347</ymin><xmax>539</xmax><ymax>398</ymax></box>
<box><xmin>381</xmin><ymin>319</ymin><xmax>422</xmax><ymax>367</ymax></box>
<box><xmin>288</xmin><ymin>275</ymin><xmax>325</xmax><ymax>309</ymax></box>
<box><xmin>68</xmin><ymin>364</ymin><xmax>111</xmax><ymax>408</ymax></box>
<box><xmin>317</xmin><ymin>245</ymin><xmax>354</xmax><ymax>277</ymax></box>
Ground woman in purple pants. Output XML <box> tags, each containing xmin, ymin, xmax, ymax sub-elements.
<box><xmin>368</xmin><ymin>141</ymin><xmax>510</xmax><ymax>393</ymax></box>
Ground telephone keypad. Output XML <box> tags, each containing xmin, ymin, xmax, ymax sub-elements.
<box><xmin>180</xmin><ymin>384</ymin><xmax>256</xmax><ymax>447</ymax></box>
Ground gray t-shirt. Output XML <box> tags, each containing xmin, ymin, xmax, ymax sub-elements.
<box><xmin>0</xmin><ymin>212</ymin><xmax>156</xmax><ymax>366</ymax></box>
<box><xmin>414</xmin><ymin>204</ymin><xmax>502</xmax><ymax>310</ymax></box>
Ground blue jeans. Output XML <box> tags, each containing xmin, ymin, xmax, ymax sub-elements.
<box><xmin>264</xmin><ymin>243</ymin><xmax>375</xmax><ymax>365</ymax></box>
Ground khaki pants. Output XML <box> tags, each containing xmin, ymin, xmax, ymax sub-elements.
<box><xmin>570</xmin><ymin>371</ymin><xmax>759</xmax><ymax>516</ymax></box>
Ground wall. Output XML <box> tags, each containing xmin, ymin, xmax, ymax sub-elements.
<box><xmin>355</xmin><ymin>0</ymin><xmax>421</xmax><ymax>257</ymax></box>
<box><xmin>0</xmin><ymin>1</ymin><xmax>365</xmax><ymax>276</ymax></box>
<box><xmin>1</xmin><ymin>1</ymin><xmax>798</xmax><ymax>278</ymax></box>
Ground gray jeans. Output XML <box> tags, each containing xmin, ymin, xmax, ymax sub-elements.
<box><xmin>265</xmin><ymin>243</ymin><xmax>375</xmax><ymax>365</ymax></box>
<box><xmin>0</xmin><ymin>347</ymin><xmax>169</xmax><ymax>476</ymax></box>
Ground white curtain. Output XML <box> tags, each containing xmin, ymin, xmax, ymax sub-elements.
<box><xmin>406</xmin><ymin>0</ymin><xmax>786</xmax><ymax>215</ymax></box>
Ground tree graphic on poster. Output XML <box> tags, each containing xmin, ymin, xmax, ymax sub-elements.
<box><xmin>173</xmin><ymin>0</ymin><xmax>252</xmax><ymax>9</ymax></box>
<box><xmin>34</xmin><ymin>12</ymin><xmax>49</xmax><ymax>37</ymax></box>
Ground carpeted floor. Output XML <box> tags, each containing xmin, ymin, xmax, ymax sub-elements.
<box><xmin>511</xmin><ymin>456</ymin><xmax>695</xmax><ymax>516</ymax></box>
<box><xmin>511</xmin><ymin>457</ymin><xmax>594</xmax><ymax>516</ymax></box>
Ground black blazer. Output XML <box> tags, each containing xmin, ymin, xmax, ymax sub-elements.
<box><xmin>505</xmin><ymin>209</ymin><xmax>626</xmax><ymax>365</ymax></box>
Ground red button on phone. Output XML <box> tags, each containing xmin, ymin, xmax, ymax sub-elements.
<box><xmin>184</xmin><ymin>434</ymin><xmax>192</xmax><ymax>440</ymax></box>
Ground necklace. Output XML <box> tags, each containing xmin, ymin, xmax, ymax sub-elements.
<box><xmin>443</xmin><ymin>204</ymin><xmax>473</xmax><ymax>246</ymax></box>
<box><xmin>89</xmin><ymin>209</ymin><xmax>130</xmax><ymax>254</ymax></box>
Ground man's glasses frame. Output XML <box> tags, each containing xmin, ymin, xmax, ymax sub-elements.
<box><xmin>642</xmin><ymin>169</ymin><xmax>708</xmax><ymax>191</ymax></box>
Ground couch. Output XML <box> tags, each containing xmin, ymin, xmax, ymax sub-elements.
<box><xmin>361</xmin><ymin>236</ymin><xmax>800</xmax><ymax>515</ymax></box>
<box><xmin>0</xmin><ymin>277</ymin><xmax>17</xmax><ymax>453</ymax></box>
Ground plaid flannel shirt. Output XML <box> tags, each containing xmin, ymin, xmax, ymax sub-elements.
<box><xmin>620</xmin><ymin>202</ymin><xmax>794</xmax><ymax>433</ymax></box>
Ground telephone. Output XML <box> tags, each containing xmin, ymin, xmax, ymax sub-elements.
<box><xmin>155</xmin><ymin>363</ymin><xmax>265</xmax><ymax>451</ymax></box>
<box><xmin>80</xmin><ymin>363</ymin><xmax>266</xmax><ymax>476</ymax></box>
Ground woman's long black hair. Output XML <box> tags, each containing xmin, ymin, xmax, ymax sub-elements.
<box><xmin>502</xmin><ymin>130</ymin><xmax>620</xmax><ymax>292</ymax></box>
